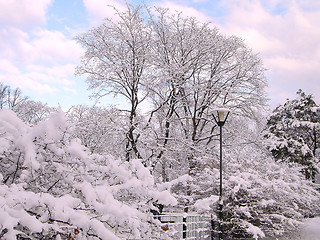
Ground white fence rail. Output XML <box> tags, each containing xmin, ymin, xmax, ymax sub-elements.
<box><xmin>154</xmin><ymin>213</ymin><xmax>213</xmax><ymax>239</ymax></box>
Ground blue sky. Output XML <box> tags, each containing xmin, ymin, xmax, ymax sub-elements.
<box><xmin>0</xmin><ymin>0</ymin><xmax>320</xmax><ymax>110</ymax></box>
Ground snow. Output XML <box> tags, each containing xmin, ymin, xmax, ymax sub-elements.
<box><xmin>242</xmin><ymin>221</ymin><xmax>265</xmax><ymax>239</ymax></box>
<box><xmin>0</xmin><ymin>110</ymin><xmax>37</xmax><ymax>170</ymax></box>
<box><xmin>259</xmin><ymin>199</ymin><xmax>276</xmax><ymax>207</ymax></box>
<box><xmin>0</xmin><ymin>92</ymin><xmax>319</xmax><ymax>239</ymax></box>
<box><xmin>277</xmin><ymin>217</ymin><xmax>320</xmax><ymax>240</ymax></box>
<box><xmin>194</xmin><ymin>195</ymin><xmax>219</xmax><ymax>211</ymax></box>
<box><xmin>301</xmin><ymin>217</ymin><xmax>320</xmax><ymax>240</ymax></box>
<box><xmin>89</xmin><ymin>218</ymin><xmax>121</xmax><ymax>240</ymax></box>
<box><xmin>66</xmin><ymin>138</ymin><xmax>89</xmax><ymax>160</ymax></box>
<box><xmin>0</xmin><ymin>109</ymin><xmax>27</xmax><ymax>134</ymax></box>
<box><xmin>0</xmin><ymin>109</ymin><xmax>175</xmax><ymax>239</ymax></box>
<box><xmin>157</xmin><ymin>174</ymin><xmax>193</xmax><ymax>191</ymax></box>
<box><xmin>152</xmin><ymin>190</ymin><xmax>178</xmax><ymax>206</ymax></box>
<box><xmin>130</xmin><ymin>158</ymin><xmax>155</xmax><ymax>186</ymax></box>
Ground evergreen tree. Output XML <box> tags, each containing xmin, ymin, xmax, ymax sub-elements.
<box><xmin>265</xmin><ymin>90</ymin><xmax>320</xmax><ymax>180</ymax></box>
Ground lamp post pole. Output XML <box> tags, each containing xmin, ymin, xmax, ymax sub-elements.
<box><xmin>218</xmin><ymin>124</ymin><xmax>223</xmax><ymax>240</ymax></box>
<box><xmin>219</xmin><ymin>124</ymin><xmax>223</xmax><ymax>201</ymax></box>
<box><xmin>212</xmin><ymin>109</ymin><xmax>230</xmax><ymax>240</ymax></box>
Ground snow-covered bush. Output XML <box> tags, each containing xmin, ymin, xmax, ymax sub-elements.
<box><xmin>0</xmin><ymin>109</ymin><xmax>176</xmax><ymax>239</ymax></box>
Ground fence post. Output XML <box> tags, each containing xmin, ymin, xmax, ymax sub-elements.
<box><xmin>211</xmin><ymin>214</ymin><xmax>215</xmax><ymax>240</ymax></box>
<box><xmin>183</xmin><ymin>207</ymin><xmax>188</xmax><ymax>239</ymax></box>
<box><xmin>183</xmin><ymin>214</ymin><xmax>187</xmax><ymax>239</ymax></box>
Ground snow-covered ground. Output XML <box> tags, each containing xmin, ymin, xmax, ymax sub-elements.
<box><xmin>300</xmin><ymin>217</ymin><xmax>320</xmax><ymax>240</ymax></box>
<box><xmin>279</xmin><ymin>217</ymin><xmax>320</xmax><ymax>240</ymax></box>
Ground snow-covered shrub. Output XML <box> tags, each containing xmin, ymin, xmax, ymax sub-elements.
<box><xmin>0</xmin><ymin>109</ymin><xmax>176</xmax><ymax>239</ymax></box>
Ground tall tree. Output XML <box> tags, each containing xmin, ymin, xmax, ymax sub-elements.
<box><xmin>76</xmin><ymin>5</ymin><xmax>152</xmax><ymax>161</ymax></box>
<box><xmin>7</xmin><ymin>87</ymin><xmax>28</xmax><ymax>110</ymax></box>
<box><xmin>265</xmin><ymin>90</ymin><xmax>320</xmax><ymax>180</ymax></box>
<box><xmin>146</xmin><ymin>8</ymin><xmax>267</xmax><ymax>183</ymax></box>
<box><xmin>76</xmin><ymin>5</ymin><xmax>267</xmax><ymax>168</ymax></box>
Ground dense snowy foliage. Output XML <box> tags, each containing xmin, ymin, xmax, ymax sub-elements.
<box><xmin>180</xmin><ymin>116</ymin><xmax>320</xmax><ymax>239</ymax></box>
<box><xmin>0</xmin><ymin>109</ymin><xmax>176</xmax><ymax>239</ymax></box>
<box><xmin>222</xmin><ymin>143</ymin><xmax>320</xmax><ymax>239</ymax></box>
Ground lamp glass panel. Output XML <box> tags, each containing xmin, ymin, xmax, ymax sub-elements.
<box><xmin>218</xmin><ymin>111</ymin><xmax>225</xmax><ymax>122</ymax></box>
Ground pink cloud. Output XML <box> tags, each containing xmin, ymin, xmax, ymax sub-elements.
<box><xmin>0</xmin><ymin>0</ymin><xmax>53</xmax><ymax>28</ymax></box>
<box><xmin>30</xmin><ymin>29</ymin><xmax>84</xmax><ymax>64</ymax></box>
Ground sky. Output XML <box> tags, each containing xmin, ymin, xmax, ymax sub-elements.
<box><xmin>0</xmin><ymin>0</ymin><xmax>319</xmax><ymax>111</ymax></box>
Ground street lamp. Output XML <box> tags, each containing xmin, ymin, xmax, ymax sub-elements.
<box><xmin>212</xmin><ymin>108</ymin><xmax>230</xmax><ymax>239</ymax></box>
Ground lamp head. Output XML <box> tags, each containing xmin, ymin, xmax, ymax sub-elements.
<box><xmin>213</xmin><ymin>108</ymin><xmax>230</xmax><ymax>126</ymax></box>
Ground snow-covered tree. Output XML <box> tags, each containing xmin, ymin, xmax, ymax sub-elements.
<box><xmin>0</xmin><ymin>82</ymin><xmax>28</xmax><ymax>111</ymax></box>
<box><xmin>0</xmin><ymin>82</ymin><xmax>54</xmax><ymax>125</ymax></box>
<box><xmin>76</xmin><ymin>5</ymin><xmax>152</xmax><ymax>161</ymax></box>
<box><xmin>67</xmin><ymin>105</ymin><xmax>126</xmax><ymax>157</ymax></box>
<box><xmin>265</xmin><ymin>90</ymin><xmax>320</xmax><ymax>180</ymax></box>
<box><xmin>76</xmin><ymin>4</ymin><xmax>267</xmax><ymax>168</ymax></box>
<box><xmin>0</xmin><ymin>82</ymin><xmax>9</xmax><ymax>109</ymax></box>
<box><xmin>139</xmin><ymin>8</ymin><xmax>267</xmax><ymax>215</ymax></box>
<box><xmin>14</xmin><ymin>100</ymin><xmax>56</xmax><ymax>125</ymax></box>
<box><xmin>0</xmin><ymin>109</ymin><xmax>176</xmax><ymax>239</ymax></box>
<box><xmin>73</xmin><ymin>4</ymin><xmax>320</xmax><ymax>240</ymax></box>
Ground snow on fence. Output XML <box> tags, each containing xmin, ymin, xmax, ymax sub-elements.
<box><xmin>154</xmin><ymin>213</ymin><xmax>213</xmax><ymax>239</ymax></box>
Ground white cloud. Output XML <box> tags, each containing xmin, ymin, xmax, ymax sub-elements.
<box><xmin>1</xmin><ymin>28</ymin><xmax>83</xmax><ymax>66</ymax></box>
<box><xmin>191</xmin><ymin>0</ymin><xmax>208</xmax><ymax>3</ymax></box>
<box><xmin>265</xmin><ymin>57</ymin><xmax>318</xmax><ymax>72</ymax></box>
<box><xmin>63</xmin><ymin>87</ymin><xmax>78</xmax><ymax>94</ymax></box>
<box><xmin>24</xmin><ymin>71</ymin><xmax>74</xmax><ymax>86</ymax></box>
<box><xmin>30</xmin><ymin>29</ymin><xmax>84</xmax><ymax>64</ymax></box>
<box><xmin>83</xmin><ymin>0</ymin><xmax>127</xmax><ymax>26</ymax></box>
<box><xmin>0</xmin><ymin>0</ymin><xmax>53</xmax><ymax>28</ymax></box>
<box><xmin>0</xmin><ymin>72</ymin><xmax>57</xmax><ymax>94</ymax></box>
<box><xmin>296</xmin><ymin>0</ymin><xmax>320</xmax><ymax>10</ymax></box>
<box><xmin>234</xmin><ymin>29</ymin><xmax>284</xmax><ymax>54</ymax></box>
<box><xmin>26</xmin><ymin>64</ymin><xmax>76</xmax><ymax>78</ymax></box>
<box><xmin>156</xmin><ymin>1</ymin><xmax>213</xmax><ymax>22</ymax></box>
<box><xmin>0</xmin><ymin>61</ymin><xmax>78</xmax><ymax>94</ymax></box>
<box><xmin>214</xmin><ymin>0</ymin><xmax>320</xmax><ymax>106</ymax></box>
<box><xmin>0</xmin><ymin>27</ymin><xmax>30</xmax><ymax>60</ymax></box>
<box><xmin>0</xmin><ymin>0</ymin><xmax>87</xmax><ymax>107</ymax></box>
<box><xmin>0</xmin><ymin>59</ymin><xmax>20</xmax><ymax>75</ymax></box>
<box><xmin>0</xmin><ymin>27</ymin><xmax>82</xmax><ymax>95</ymax></box>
